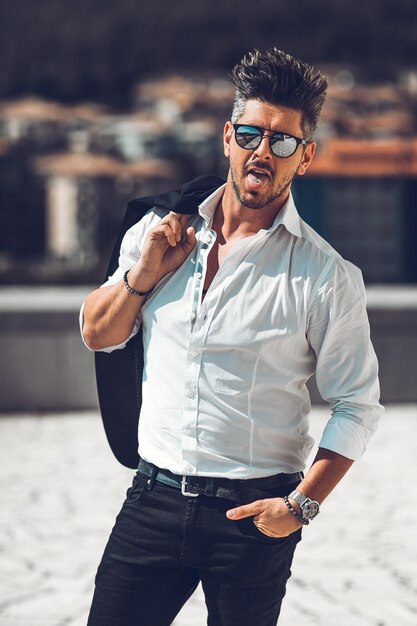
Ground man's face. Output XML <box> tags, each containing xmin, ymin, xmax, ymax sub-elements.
<box><xmin>223</xmin><ymin>99</ymin><xmax>316</xmax><ymax>210</ymax></box>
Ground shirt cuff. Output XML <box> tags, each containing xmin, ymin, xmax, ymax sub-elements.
<box><xmin>318</xmin><ymin>403</ymin><xmax>384</xmax><ymax>460</ymax></box>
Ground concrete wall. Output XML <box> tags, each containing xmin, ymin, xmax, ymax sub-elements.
<box><xmin>0</xmin><ymin>288</ymin><xmax>96</xmax><ymax>412</ymax></box>
<box><xmin>0</xmin><ymin>286</ymin><xmax>416</xmax><ymax>412</ymax></box>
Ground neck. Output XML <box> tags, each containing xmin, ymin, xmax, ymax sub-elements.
<box><xmin>216</xmin><ymin>177</ymin><xmax>290</xmax><ymax>240</ymax></box>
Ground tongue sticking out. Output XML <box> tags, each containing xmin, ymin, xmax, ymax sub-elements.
<box><xmin>247</xmin><ymin>171</ymin><xmax>268</xmax><ymax>191</ymax></box>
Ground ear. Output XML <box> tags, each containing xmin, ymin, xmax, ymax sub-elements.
<box><xmin>297</xmin><ymin>142</ymin><xmax>316</xmax><ymax>175</ymax></box>
<box><xmin>223</xmin><ymin>121</ymin><xmax>233</xmax><ymax>158</ymax></box>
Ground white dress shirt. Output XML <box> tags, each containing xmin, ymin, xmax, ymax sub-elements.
<box><xmin>80</xmin><ymin>184</ymin><xmax>383</xmax><ymax>478</ymax></box>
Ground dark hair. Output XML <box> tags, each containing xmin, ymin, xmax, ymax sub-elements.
<box><xmin>230</xmin><ymin>48</ymin><xmax>328</xmax><ymax>140</ymax></box>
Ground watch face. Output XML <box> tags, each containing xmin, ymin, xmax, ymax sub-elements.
<box><xmin>302</xmin><ymin>500</ymin><xmax>320</xmax><ymax>519</ymax></box>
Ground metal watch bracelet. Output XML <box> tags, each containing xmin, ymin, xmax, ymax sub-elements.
<box><xmin>283</xmin><ymin>495</ymin><xmax>309</xmax><ymax>525</ymax></box>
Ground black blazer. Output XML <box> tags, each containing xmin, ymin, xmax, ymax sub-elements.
<box><xmin>94</xmin><ymin>175</ymin><xmax>225</xmax><ymax>468</ymax></box>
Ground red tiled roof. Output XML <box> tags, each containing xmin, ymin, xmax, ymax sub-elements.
<box><xmin>307</xmin><ymin>138</ymin><xmax>417</xmax><ymax>176</ymax></box>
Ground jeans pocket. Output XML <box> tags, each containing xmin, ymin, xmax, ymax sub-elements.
<box><xmin>235</xmin><ymin>480</ymin><xmax>303</xmax><ymax>544</ymax></box>
<box><xmin>124</xmin><ymin>473</ymin><xmax>148</xmax><ymax>503</ymax></box>
<box><xmin>252</xmin><ymin>519</ymin><xmax>291</xmax><ymax>543</ymax></box>
<box><xmin>235</xmin><ymin>516</ymin><xmax>290</xmax><ymax>544</ymax></box>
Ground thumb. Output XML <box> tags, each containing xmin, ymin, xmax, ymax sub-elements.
<box><xmin>182</xmin><ymin>226</ymin><xmax>197</xmax><ymax>256</ymax></box>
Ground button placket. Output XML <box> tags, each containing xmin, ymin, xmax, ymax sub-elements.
<box><xmin>181</xmin><ymin>346</ymin><xmax>201</xmax><ymax>470</ymax></box>
<box><xmin>181</xmin><ymin>223</ymin><xmax>216</xmax><ymax>473</ymax></box>
<box><xmin>194</xmin><ymin>226</ymin><xmax>216</xmax><ymax>317</ymax></box>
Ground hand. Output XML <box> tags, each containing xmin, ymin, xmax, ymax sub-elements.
<box><xmin>134</xmin><ymin>212</ymin><xmax>197</xmax><ymax>287</ymax></box>
<box><xmin>226</xmin><ymin>497</ymin><xmax>302</xmax><ymax>538</ymax></box>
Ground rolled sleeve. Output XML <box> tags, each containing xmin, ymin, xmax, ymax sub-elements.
<box><xmin>318</xmin><ymin>401</ymin><xmax>381</xmax><ymax>459</ymax></box>
<box><xmin>308</xmin><ymin>258</ymin><xmax>384</xmax><ymax>460</ymax></box>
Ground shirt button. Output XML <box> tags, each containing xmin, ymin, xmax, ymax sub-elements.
<box><xmin>183</xmin><ymin>428</ymin><xmax>192</xmax><ymax>435</ymax></box>
<box><xmin>187</xmin><ymin>390</ymin><xmax>195</xmax><ymax>398</ymax></box>
<box><xmin>191</xmin><ymin>312</ymin><xmax>196</xmax><ymax>321</ymax></box>
<box><xmin>196</xmin><ymin>272</ymin><xmax>202</xmax><ymax>279</ymax></box>
<box><xmin>191</xmin><ymin>351</ymin><xmax>198</xmax><ymax>357</ymax></box>
<box><xmin>185</xmin><ymin>464</ymin><xmax>193</xmax><ymax>473</ymax></box>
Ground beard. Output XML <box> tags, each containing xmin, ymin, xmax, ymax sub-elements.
<box><xmin>229</xmin><ymin>161</ymin><xmax>298</xmax><ymax>210</ymax></box>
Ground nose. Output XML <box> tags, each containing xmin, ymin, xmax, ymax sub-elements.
<box><xmin>253</xmin><ymin>133</ymin><xmax>273</xmax><ymax>159</ymax></box>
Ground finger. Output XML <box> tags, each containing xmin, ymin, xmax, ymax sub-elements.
<box><xmin>172</xmin><ymin>211</ymin><xmax>194</xmax><ymax>230</ymax></box>
<box><xmin>253</xmin><ymin>518</ymin><xmax>290</xmax><ymax>539</ymax></box>
<box><xmin>226</xmin><ymin>500</ymin><xmax>266</xmax><ymax>520</ymax></box>
<box><xmin>160</xmin><ymin>213</ymin><xmax>182</xmax><ymax>243</ymax></box>
<box><xmin>181</xmin><ymin>226</ymin><xmax>197</xmax><ymax>256</ymax></box>
<box><xmin>152</xmin><ymin>223</ymin><xmax>178</xmax><ymax>247</ymax></box>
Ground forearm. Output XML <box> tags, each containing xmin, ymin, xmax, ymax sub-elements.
<box><xmin>291</xmin><ymin>447</ymin><xmax>354</xmax><ymax>509</ymax></box>
<box><xmin>82</xmin><ymin>264</ymin><xmax>158</xmax><ymax>351</ymax></box>
<box><xmin>226</xmin><ymin>448</ymin><xmax>354</xmax><ymax>537</ymax></box>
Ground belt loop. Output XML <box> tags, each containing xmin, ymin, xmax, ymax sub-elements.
<box><xmin>146</xmin><ymin>464</ymin><xmax>159</xmax><ymax>491</ymax></box>
<box><xmin>205</xmin><ymin>478</ymin><xmax>215</xmax><ymax>497</ymax></box>
<box><xmin>233</xmin><ymin>480</ymin><xmax>242</xmax><ymax>502</ymax></box>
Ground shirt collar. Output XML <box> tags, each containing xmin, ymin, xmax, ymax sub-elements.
<box><xmin>197</xmin><ymin>183</ymin><xmax>302</xmax><ymax>239</ymax></box>
<box><xmin>263</xmin><ymin>192</ymin><xmax>302</xmax><ymax>238</ymax></box>
<box><xmin>198</xmin><ymin>183</ymin><xmax>226</xmax><ymax>221</ymax></box>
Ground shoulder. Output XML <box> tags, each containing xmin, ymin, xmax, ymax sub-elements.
<box><xmin>298</xmin><ymin>218</ymin><xmax>342</xmax><ymax>263</ymax></box>
<box><xmin>292</xmin><ymin>218</ymin><xmax>365</xmax><ymax>306</ymax></box>
<box><xmin>300</xmin><ymin>218</ymin><xmax>359</xmax><ymax>272</ymax></box>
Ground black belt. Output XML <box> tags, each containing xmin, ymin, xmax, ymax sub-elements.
<box><xmin>137</xmin><ymin>459</ymin><xmax>303</xmax><ymax>500</ymax></box>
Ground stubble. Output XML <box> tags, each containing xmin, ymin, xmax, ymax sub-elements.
<box><xmin>229</xmin><ymin>162</ymin><xmax>298</xmax><ymax>210</ymax></box>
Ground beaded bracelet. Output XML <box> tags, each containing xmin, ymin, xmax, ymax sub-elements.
<box><xmin>283</xmin><ymin>495</ymin><xmax>309</xmax><ymax>526</ymax></box>
<box><xmin>123</xmin><ymin>270</ymin><xmax>154</xmax><ymax>298</ymax></box>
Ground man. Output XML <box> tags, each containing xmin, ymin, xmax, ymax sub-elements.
<box><xmin>81</xmin><ymin>48</ymin><xmax>383</xmax><ymax>625</ymax></box>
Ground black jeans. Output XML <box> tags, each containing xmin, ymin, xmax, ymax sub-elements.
<box><xmin>87</xmin><ymin>472</ymin><xmax>302</xmax><ymax>626</ymax></box>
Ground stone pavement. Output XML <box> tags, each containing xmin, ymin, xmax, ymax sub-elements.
<box><xmin>0</xmin><ymin>405</ymin><xmax>416</xmax><ymax>626</ymax></box>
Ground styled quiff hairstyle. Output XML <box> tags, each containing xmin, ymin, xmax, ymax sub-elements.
<box><xmin>230</xmin><ymin>48</ymin><xmax>328</xmax><ymax>141</ymax></box>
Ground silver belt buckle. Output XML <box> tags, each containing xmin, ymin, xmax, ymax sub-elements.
<box><xmin>181</xmin><ymin>475</ymin><xmax>199</xmax><ymax>497</ymax></box>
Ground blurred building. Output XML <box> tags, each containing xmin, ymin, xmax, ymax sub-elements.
<box><xmin>1</xmin><ymin>73</ymin><xmax>417</xmax><ymax>285</ymax></box>
<box><xmin>34</xmin><ymin>153</ymin><xmax>181</xmax><ymax>281</ymax></box>
<box><xmin>0</xmin><ymin>97</ymin><xmax>105</xmax><ymax>152</ymax></box>
<box><xmin>134</xmin><ymin>75</ymin><xmax>235</xmax><ymax>122</ymax></box>
<box><xmin>0</xmin><ymin>94</ymin><xmax>221</xmax><ymax>284</ymax></box>
<box><xmin>294</xmin><ymin>137</ymin><xmax>417</xmax><ymax>283</ymax></box>
<box><xmin>321</xmin><ymin>82</ymin><xmax>416</xmax><ymax>139</ymax></box>
<box><xmin>294</xmin><ymin>75</ymin><xmax>417</xmax><ymax>284</ymax></box>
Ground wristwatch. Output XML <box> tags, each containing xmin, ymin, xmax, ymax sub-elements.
<box><xmin>288</xmin><ymin>489</ymin><xmax>320</xmax><ymax>521</ymax></box>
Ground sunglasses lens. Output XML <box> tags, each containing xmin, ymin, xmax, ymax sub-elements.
<box><xmin>270</xmin><ymin>134</ymin><xmax>297</xmax><ymax>158</ymax></box>
<box><xmin>235</xmin><ymin>126</ymin><xmax>262</xmax><ymax>150</ymax></box>
<box><xmin>234</xmin><ymin>125</ymin><xmax>301</xmax><ymax>157</ymax></box>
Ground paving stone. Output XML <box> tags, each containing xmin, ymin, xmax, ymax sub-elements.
<box><xmin>0</xmin><ymin>405</ymin><xmax>416</xmax><ymax>625</ymax></box>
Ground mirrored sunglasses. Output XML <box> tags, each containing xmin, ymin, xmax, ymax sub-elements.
<box><xmin>233</xmin><ymin>124</ymin><xmax>308</xmax><ymax>158</ymax></box>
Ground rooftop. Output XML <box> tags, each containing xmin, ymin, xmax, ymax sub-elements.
<box><xmin>34</xmin><ymin>153</ymin><xmax>180</xmax><ymax>179</ymax></box>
